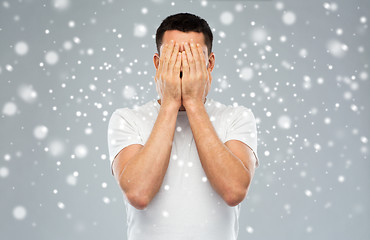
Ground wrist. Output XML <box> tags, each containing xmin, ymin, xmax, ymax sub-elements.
<box><xmin>183</xmin><ymin>98</ymin><xmax>205</xmax><ymax>111</ymax></box>
<box><xmin>160</xmin><ymin>99</ymin><xmax>181</xmax><ymax>111</ymax></box>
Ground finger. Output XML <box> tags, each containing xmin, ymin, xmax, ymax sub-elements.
<box><xmin>159</xmin><ymin>42</ymin><xmax>168</xmax><ymax>59</ymax></box>
<box><xmin>157</xmin><ymin>43</ymin><xmax>169</xmax><ymax>83</ymax></box>
<box><xmin>174</xmin><ymin>51</ymin><xmax>182</xmax><ymax>78</ymax></box>
<box><xmin>182</xmin><ymin>51</ymin><xmax>189</xmax><ymax>76</ymax></box>
<box><xmin>197</xmin><ymin>43</ymin><xmax>207</xmax><ymax>73</ymax></box>
<box><xmin>197</xmin><ymin>43</ymin><xmax>208</xmax><ymax>84</ymax></box>
<box><xmin>155</xmin><ymin>53</ymin><xmax>162</xmax><ymax>83</ymax></box>
<box><xmin>184</xmin><ymin>41</ymin><xmax>195</xmax><ymax>75</ymax></box>
<box><xmin>162</xmin><ymin>40</ymin><xmax>175</xmax><ymax>77</ymax></box>
<box><xmin>158</xmin><ymin>42</ymin><xmax>169</xmax><ymax>72</ymax></box>
<box><xmin>168</xmin><ymin>41</ymin><xmax>180</xmax><ymax>73</ymax></box>
<box><xmin>190</xmin><ymin>39</ymin><xmax>201</xmax><ymax>74</ymax></box>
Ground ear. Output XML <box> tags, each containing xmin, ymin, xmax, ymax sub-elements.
<box><xmin>207</xmin><ymin>52</ymin><xmax>215</xmax><ymax>72</ymax></box>
<box><xmin>153</xmin><ymin>53</ymin><xmax>160</xmax><ymax>71</ymax></box>
<box><xmin>207</xmin><ymin>52</ymin><xmax>215</xmax><ymax>84</ymax></box>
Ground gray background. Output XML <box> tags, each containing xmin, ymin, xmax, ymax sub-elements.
<box><xmin>1</xmin><ymin>0</ymin><xmax>369</xmax><ymax>239</ymax></box>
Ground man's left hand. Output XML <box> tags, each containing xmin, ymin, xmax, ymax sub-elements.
<box><xmin>181</xmin><ymin>39</ymin><xmax>210</xmax><ymax>107</ymax></box>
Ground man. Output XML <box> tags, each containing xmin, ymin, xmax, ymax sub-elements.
<box><xmin>107</xmin><ymin>12</ymin><xmax>259</xmax><ymax>240</ymax></box>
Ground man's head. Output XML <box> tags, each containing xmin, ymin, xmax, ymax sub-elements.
<box><xmin>153</xmin><ymin>13</ymin><xmax>215</xmax><ymax>100</ymax></box>
<box><xmin>155</xmin><ymin>13</ymin><xmax>213</xmax><ymax>59</ymax></box>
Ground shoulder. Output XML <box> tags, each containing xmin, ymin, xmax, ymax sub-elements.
<box><xmin>109</xmin><ymin>100</ymin><xmax>157</xmax><ymax>127</ymax></box>
<box><xmin>107</xmin><ymin>107</ymin><xmax>139</xmax><ymax>130</ymax></box>
<box><xmin>207</xmin><ymin>98</ymin><xmax>255</xmax><ymax>121</ymax></box>
<box><xmin>226</xmin><ymin>105</ymin><xmax>257</xmax><ymax>128</ymax></box>
<box><xmin>235</xmin><ymin>106</ymin><xmax>257</xmax><ymax>126</ymax></box>
<box><xmin>109</xmin><ymin>107</ymin><xmax>132</xmax><ymax>120</ymax></box>
<box><xmin>110</xmin><ymin>100</ymin><xmax>153</xmax><ymax>119</ymax></box>
<box><xmin>207</xmin><ymin>98</ymin><xmax>232</xmax><ymax>116</ymax></box>
<box><xmin>235</xmin><ymin>105</ymin><xmax>255</xmax><ymax>118</ymax></box>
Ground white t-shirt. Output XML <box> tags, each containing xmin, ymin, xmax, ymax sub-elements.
<box><xmin>107</xmin><ymin>97</ymin><xmax>259</xmax><ymax>240</ymax></box>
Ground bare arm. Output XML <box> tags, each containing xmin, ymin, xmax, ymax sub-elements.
<box><xmin>118</xmin><ymin>102</ymin><xmax>179</xmax><ymax>209</ymax></box>
<box><xmin>184</xmin><ymin>101</ymin><xmax>255</xmax><ymax>206</ymax></box>
<box><xmin>179</xmin><ymin>39</ymin><xmax>255</xmax><ymax>207</ymax></box>
<box><xmin>117</xmin><ymin>40</ymin><xmax>182</xmax><ymax>209</ymax></box>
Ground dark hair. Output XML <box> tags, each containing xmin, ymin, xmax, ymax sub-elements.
<box><xmin>155</xmin><ymin>13</ymin><xmax>213</xmax><ymax>57</ymax></box>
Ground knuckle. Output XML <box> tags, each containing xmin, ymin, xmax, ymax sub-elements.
<box><xmin>165</xmin><ymin>52</ymin><xmax>171</xmax><ymax>60</ymax></box>
<box><xmin>168</xmin><ymin>61</ymin><xmax>175</xmax><ymax>67</ymax></box>
<box><xmin>169</xmin><ymin>55</ymin><xmax>177</xmax><ymax>64</ymax></box>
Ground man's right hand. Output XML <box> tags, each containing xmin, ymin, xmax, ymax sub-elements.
<box><xmin>155</xmin><ymin>40</ymin><xmax>182</xmax><ymax>108</ymax></box>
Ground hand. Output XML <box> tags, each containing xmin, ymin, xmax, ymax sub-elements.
<box><xmin>155</xmin><ymin>40</ymin><xmax>182</xmax><ymax>108</ymax></box>
<box><xmin>181</xmin><ymin>39</ymin><xmax>211</xmax><ymax>107</ymax></box>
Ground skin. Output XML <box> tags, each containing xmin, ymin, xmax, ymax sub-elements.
<box><xmin>153</xmin><ymin>30</ymin><xmax>215</xmax><ymax>111</ymax></box>
<box><xmin>113</xmin><ymin>30</ymin><xmax>257</xmax><ymax>210</ymax></box>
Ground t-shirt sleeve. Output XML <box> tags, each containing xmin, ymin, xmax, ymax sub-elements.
<box><xmin>224</xmin><ymin>106</ymin><xmax>259</xmax><ymax>168</ymax></box>
<box><xmin>107</xmin><ymin>109</ymin><xmax>144</xmax><ymax>176</ymax></box>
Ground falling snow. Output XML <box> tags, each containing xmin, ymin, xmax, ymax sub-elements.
<box><xmin>0</xmin><ymin>0</ymin><xmax>369</xmax><ymax>239</ymax></box>
<box><xmin>13</xmin><ymin>206</ymin><xmax>27</xmax><ymax>220</ymax></box>
<box><xmin>14</xmin><ymin>41</ymin><xmax>29</xmax><ymax>56</ymax></box>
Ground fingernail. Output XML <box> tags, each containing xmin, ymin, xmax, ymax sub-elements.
<box><xmin>170</xmin><ymin>40</ymin><xmax>174</xmax><ymax>43</ymax></box>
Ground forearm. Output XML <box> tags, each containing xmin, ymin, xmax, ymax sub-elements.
<box><xmin>120</xmin><ymin>102</ymin><xmax>179</xmax><ymax>205</ymax></box>
<box><xmin>185</xmin><ymin>100</ymin><xmax>251</xmax><ymax>204</ymax></box>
